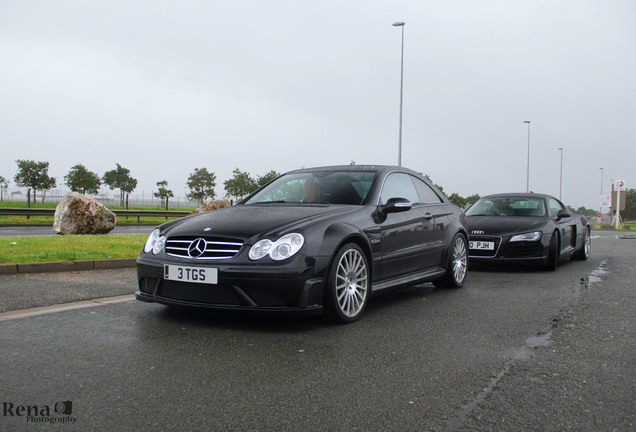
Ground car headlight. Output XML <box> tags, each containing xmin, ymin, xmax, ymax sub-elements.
<box><xmin>510</xmin><ymin>231</ymin><xmax>542</xmax><ymax>242</ymax></box>
<box><xmin>249</xmin><ymin>233</ymin><xmax>304</xmax><ymax>261</ymax></box>
<box><xmin>144</xmin><ymin>229</ymin><xmax>166</xmax><ymax>254</ymax></box>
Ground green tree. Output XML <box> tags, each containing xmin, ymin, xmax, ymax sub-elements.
<box><xmin>448</xmin><ymin>193</ymin><xmax>467</xmax><ymax>208</ymax></box>
<box><xmin>154</xmin><ymin>180</ymin><xmax>174</xmax><ymax>210</ymax></box>
<box><xmin>465</xmin><ymin>194</ymin><xmax>480</xmax><ymax>206</ymax></box>
<box><xmin>574</xmin><ymin>206</ymin><xmax>597</xmax><ymax>218</ymax></box>
<box><xmin>224</xmin><ymin>168</ymin><xmax>257</xmax><ymax>201</ymax></box>
<box><xmin>103</xmin><ymin>163</ymin><xmax>138</xmax><ymax>208</ymax></box>
<box><xmin>14</xmin><ymin>159</ymin><xmax>57</xmax><ymax>205</ymax></box>
<box><xmin>256</xmin><ymin>170</ymin><xmax>280</xmax><ymax>187</ymax></box>
<box><xmin>0</xmin><ymin>176</ymin><xmax>8</xmax><ymax>201</ymax></box>
<box><xmin>64</xmin><ymin>164</ymin><xmax>102</xmax><ymax>195</ymax></box>
<box><xmin>187</xmin><ymin>167</ymin><xmax>216</xmax><ymax>205</ymax></box>
<box><xmin>622</xmin><ymin>189</ymin><xmax>636</xmax><ymax>221</ymax></box>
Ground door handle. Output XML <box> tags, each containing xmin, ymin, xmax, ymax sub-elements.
<box><xmin>423</xmin><ymin>212</ymin><xmax>433</xmax><ymax>220</ymax></box>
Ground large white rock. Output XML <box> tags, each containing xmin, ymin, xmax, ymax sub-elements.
<box><xmin>53</xmin><ymin>192</ymin><xmax>116</xmax><ymax>235</ymax></box>
<box><xmin>189</xmin><ymin>200</ymin><xmax>230</xmax><ymax>215</ymax></box>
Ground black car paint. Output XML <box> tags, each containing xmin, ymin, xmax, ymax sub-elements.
<box><xmin>466</xmin><ymin>193</ymin><xmax>589</xmax><ymax>267</ymax></box>
<box><xmin>136</xmin><ymin>165</ymin><xmax>468</xmax><ymax>316</ymax></box>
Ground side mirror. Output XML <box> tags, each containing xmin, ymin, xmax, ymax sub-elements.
<box><xmin>557</xmin><ymin>209</ymin><xmax>570</xmax><ymax>220</ymax></box>
<box><xmin>380</xmin><ymin>197</ymin><xmax>412</xmax><ymax>215</ymax></box>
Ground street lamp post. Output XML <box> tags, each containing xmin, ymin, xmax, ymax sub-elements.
<box><xmin>523</xmin><ymin>121</ymin><xmax>531</xmax><ymax>192</ymax></box>
<box><xmin>558</xmin><ymin>147</ymin><xmax>563</xmax><ymax>200</ymax></box>
<box><xmin>599</xmin><ymin>167</ymin><xmax>604</xmax><ymax>221</ymax></box>
<box><xmin>393</xmin><ymin>21</ymin><xmax>405</xmax><ymax>166</ymax></box>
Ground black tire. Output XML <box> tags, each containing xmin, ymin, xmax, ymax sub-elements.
<box><xmin>323</xmin><ymin>243</ymin><xmax>370</xmax><ymax>323</ymax></box>
<box><xmin>434</xmin><ymin>233</ymin><xmax>468</xmax><ymax>288</ymax></box>
<box><xmin>572</xmin><ymin>227</ymin><xmax>591</xmax><ymax>261</ymax></box>
<box><xmin>545</xmin><ymin>232</ymin><xmax>560</xmax><ymax>271</ymax></box>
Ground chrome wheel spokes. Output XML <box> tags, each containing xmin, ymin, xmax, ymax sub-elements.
<box><xmin>452</xmin><ymin>237</ymin><xmax>467</xmax><ymax>284</ymax></box>
<box><xmin>335</xmin><ymin>248</ymin><xmax>368</xmax><ymax>317</ymax></box>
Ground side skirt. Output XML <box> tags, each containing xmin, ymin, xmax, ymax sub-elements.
<box><xmin>372</xmin><ymin>267</ymin><xmax>446</xmax><ymax>292</ymax></box>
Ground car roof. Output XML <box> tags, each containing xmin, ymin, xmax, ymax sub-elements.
<box><xmin>480</xmin><ymin>193</ymin><xmax>556</xmax><ymax>201</ymax></box>
<box><xmin>287</xmin><ymin>165</ymin><xmax>421</xmax><ymax>176</ymax></box>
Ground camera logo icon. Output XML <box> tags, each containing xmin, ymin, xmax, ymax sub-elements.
<box><xmin>55</xmin><ymin>401</ymin><xmax>73</xmax><ymax>415</ymax></box>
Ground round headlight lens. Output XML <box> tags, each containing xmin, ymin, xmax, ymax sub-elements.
<box><xmin>152</xmin><ymin>235</ymin><xmax>166</xmax><ymax>254</ymax></box>
<box><xmin>270</xmin><ymin>233</ymin><xmax>305</xmax><ymax>261</ymax></box>
<box><xmin>144</xmin><ymin>229</ymin><xmax>166</xmax><ymax>254</ymax></box>
<box><xmin>144</xmin><ymin>229</ymin><xmax>160</xmax><ymax>254</ymax></box>
<box><xmin>249</xmin><ymin>233</ymin><xmax>304</xmax><ymax>261</ymax></box>
<box><xmin>249</xmin><ymin>239</ymin><xmax>273</xmax><ymax>260</ymax></box>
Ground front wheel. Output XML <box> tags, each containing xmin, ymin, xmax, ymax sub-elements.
<box><xmin>545</xmin><ymin>232</ymin><xmax>560</xmax><ymax>271</ymax></box>
<box><xmin>323</xmin><ymin>244</ymin><xmax>370</xmax><ymax>323</ymax></box>
<box><xmin>434</xmin><ymin>233</ymin><xmax>468</xmax><ymax>288</ymax></box>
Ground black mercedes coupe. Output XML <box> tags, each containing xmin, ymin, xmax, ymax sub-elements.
<box><xmin>136</xmin><ymin>165</ymin><xmax>469</xmax><ymax>322</ymax></box>
<box><xmin>466</xmin><ymin>193</ymin><xmax>591</xmax><ymax>270</ymax></box>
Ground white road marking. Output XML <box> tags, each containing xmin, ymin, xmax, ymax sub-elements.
<box><xmin>0</xmin><ymin>294</ymin><xmax>136</xmax><ymax>322</ymax></box>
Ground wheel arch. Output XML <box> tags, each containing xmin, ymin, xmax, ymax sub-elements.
<box><xmin>441</xmin><ymin>228</ymin><xmax>469</xmax><ymax>268</ymax></box>
<box><xmin>320</xmin><ymin>223</ymin><xmax>374</xmax><ymax>277</ymax></box>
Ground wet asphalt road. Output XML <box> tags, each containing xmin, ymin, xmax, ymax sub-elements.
<box><xmin>0</xmin><ymin>231</ymin><xmax>634</xmax><ymax>431</ymax></box>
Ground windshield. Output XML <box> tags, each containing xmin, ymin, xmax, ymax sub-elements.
<box><xmin>243</xmin><ymin>171</ymin><xmax>377</xmax><ymax>205</ymax></box>
<box><xmin>466</xmin><ymin>197</ymin><xmax>546</xmax><ymax>217</ymax></box>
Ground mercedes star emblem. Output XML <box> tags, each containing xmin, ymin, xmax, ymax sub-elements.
<box><xmin>188</xmin><ymin>238</ymin><xmax>207</xmax><ymax>258</ymax></box>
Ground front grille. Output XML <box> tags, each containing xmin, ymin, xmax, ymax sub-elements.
<box><xmin>468</xmin><ymin>235</ymin><xmax>501</xmax><ymax>258</ymax></box>
<box><xmin>165</xmin><ymin>236</ymin><xmax>243</xmax><ymax>260</ymax></box>
<box><xmin>159</xmin><ymin>280</ymin><xmax>240</xmax><ymax>305</ymax></box>
<box><xmin>503</xmin><ymin>241</ymin><xmax>542</xmax><ymax>258</ymax></box>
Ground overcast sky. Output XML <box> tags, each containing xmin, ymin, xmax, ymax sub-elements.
<box><xmin>1</xmin><ymin>0</ymin><xmax>634</xmax><ymax>209</ymax></box>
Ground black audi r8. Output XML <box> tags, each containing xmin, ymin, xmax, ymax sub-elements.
<box><xmin>466</xmin><ymin>193</ymin><xmax>591</xmax><ymax>270</ymax></box>
<box><xmin>136</xmin><ymin>165</ymin><xmax>469</xmax><ymax>322</ymax></box>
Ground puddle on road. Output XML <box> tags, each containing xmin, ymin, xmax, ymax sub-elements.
<box><xmin>445</xmin><ymin>259</ymin><xmax>613</xmax><ymax>431</ymax></box>
<box><xmin>586</xmin><ymin>259</ymin><xmax>609</xmax><ymax>285</ymax></box>
<box><xmin>513</xmin><ymin>325</ymin><xmax>554</xmax><ymax>361</ymax></box>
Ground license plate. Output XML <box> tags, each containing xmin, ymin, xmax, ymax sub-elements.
<box><xmin>469</xmin><ymin>241</ymin><xmax>495</xmax><ymax>250</ymax></box>
<box><xmin>164</xmin><ymin>265</ymin><xmax>218</xmax><ymax>284</ymax></box>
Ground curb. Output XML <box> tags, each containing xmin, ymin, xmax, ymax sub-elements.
<box><xmin>0</xmin><ymin>258</ymin><xmax>137</xmax><ymax>275</ymax></box>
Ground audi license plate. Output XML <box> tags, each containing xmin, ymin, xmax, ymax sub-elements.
<box><xmin>164</xmin><ymin>265</ymin><xmax>218</xmax><ymax>284</ymax></box>
<box><xmin>469</xmin><ymin>241</ymin><xmax>495</xmax><ymax>250</ymax></box>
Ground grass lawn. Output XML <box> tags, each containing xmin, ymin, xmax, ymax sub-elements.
<box><xmin>0</xmin><ymin>234</ymin><xmax>147</xmax><ymax>263</ymax></box>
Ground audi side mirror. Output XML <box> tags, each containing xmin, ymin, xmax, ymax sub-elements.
<box><xmin>557</xmin><ymin>209</ymin><xmax>570</xmax><ymax>220</ymax></box>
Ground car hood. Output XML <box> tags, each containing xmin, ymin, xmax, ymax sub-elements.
<box><xmin>467</xmin><ymin>216</ymin><xmax>549</xmax><ymax>236</ymax></box>
<box><xmin>161</xmin><ymin>204</ymin><xmax>359</xmax><ymax>241</ymax></box>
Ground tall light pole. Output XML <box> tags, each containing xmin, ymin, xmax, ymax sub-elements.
<box><xmin>599</xmin><ymin>167</ymin><xmax>604</xmax><ymax>220</ymax></box>
<box><xmin>557</xmin><ymin>147</ymin><xmax>563</xmax><ymax>200</ymax></box>
<box><xmin>523</xmin><ymin>121</ymin><xmax>531</xmax><ymax>192</ymax></box>
<box><xmin>393</xmin><ymin>21</ymin><xmax>405</xmax><ymax>166</ymax></box>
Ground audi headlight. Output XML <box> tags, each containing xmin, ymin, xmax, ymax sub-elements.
<box><xmin>510</xmin><ymin>231</ymin><xmax>542</xmax><ymax>242</ymax></box>
<box><xmin>144</xmin><ymin>229</ymin><xmax>166</xmax><ymax>254</ymax></box>
<box><xmin>249</xmin><ymin>233</ymin><xmax>304</xmax><ymax>261</ymax></box>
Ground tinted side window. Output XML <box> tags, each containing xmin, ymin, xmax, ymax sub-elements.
<box><xmin>380</xmin><ymin>173</ymin><xmax>420</xmax><ymax>205</ymax></box>
<box><xmin>548</xmin><ymin>198</ymin><xmax>564</xmax><ymax>217</ymax></box>
<box><xmin>414</xmin><ymin>178</ymin><xmax>443</xmax><ymax>204</ymax></box>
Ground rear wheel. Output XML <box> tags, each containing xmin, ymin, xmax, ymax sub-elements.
<box><xmin>434</xmin><ymin>233</ymin><xmax>468</xmax><ymax>288</ymax></box>
<box><xmin>572</xmin><ymin>227</ymin><xmax>591</xmax><ymax>261</ymax></box>
<box><xmin>323</xmin><ymin>244</ymin><xmax>370</xmax><ymax>323</ymax></box>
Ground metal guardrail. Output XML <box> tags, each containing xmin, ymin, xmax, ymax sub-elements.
<box><xmin>0</xmin><ymin>208</ymin><xmax>191</xmax><ymax>222</ymax></box>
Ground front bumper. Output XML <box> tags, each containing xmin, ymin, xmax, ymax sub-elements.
<box><xmin>468</xmin><ymin>235</ymin><xmax>549</xmax><ymax>264</ymax></box>
<box><xmin>136</xmin><ymin>256</ymin><xmax>328</xmax><ymax>315</ymax></box>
